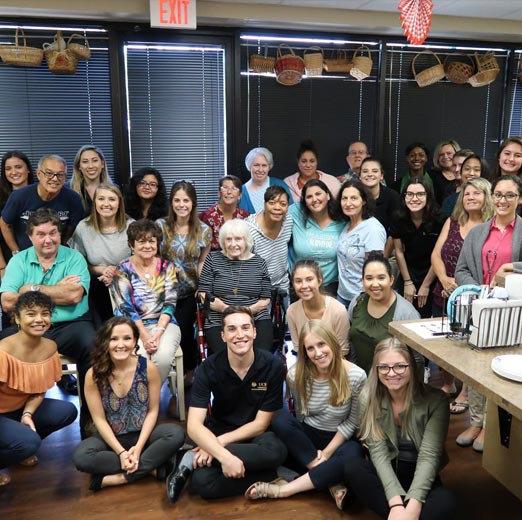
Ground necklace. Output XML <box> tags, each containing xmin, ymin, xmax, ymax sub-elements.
<box><xmin>133</xmin><ymin>258</ymin><xmax>156</xmax><ymax>280</ymax></box>
<box><xmin>232</xmin><ymin>261</ymin><xmax>243</xmax><ymax>295</ymax></box>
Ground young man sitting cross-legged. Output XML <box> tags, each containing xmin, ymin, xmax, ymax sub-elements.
<box><xmin>167</xmin><ymin>305</ymin><xmax>287</xmax><ymax>502</ymax></box>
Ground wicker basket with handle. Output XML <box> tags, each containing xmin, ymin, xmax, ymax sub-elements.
<box><xmin>274</xmin><ymin>44</ymin><xmax>305</xmax><ymax>86</ymax></box>
<box><xmin>249</xmin><ymin>46</ymin><xmax>275</xmax><ymax>73</ymax></box>
<box><xmin>0</xmin><ymin>28</ymin><xmax>43</xmax><ymax>67</ymax></box>
<box><xmin>350</xmin><ymin>45</ymin><xmax>372</xmax><ymax>80</ymax></box>
<box><xmin>44</xmin><ymin>31</ymin><xmax>78</xmax><ymax>74</ymax></box>
<box><xmin>468</xmin><ymin>52</ymin><xmax>500</xmax><ymax>88</ymax></box>
<box><xmin>303</xmin><ymin>47</ymin><xmax>323</xmax><ymax>76</ymax></box>
<box><xmin>412</xmin><ymin>50</ymin><xmax>445</xmax><ymax>87</ymax></box>
<box><xmin>323</xmin><ymin>50</ymin><xmax>352</xmax><ymax>73</ymax></box>
<box><xmin>67</xmin><ymin>34</ymin><xmax>90</xmax><ymax>60</ymax></box>
<box><xmin>444</xmin><ymin>53</ymin><xmax>474</xmax><ymax>84</ymax></box>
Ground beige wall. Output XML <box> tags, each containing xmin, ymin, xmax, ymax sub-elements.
<box><xmin>0</xmin><ymin>0</ymin><xmax>521</xmax><ymax>43</ymax></box>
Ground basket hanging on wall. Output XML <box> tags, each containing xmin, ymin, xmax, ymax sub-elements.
<box><xmin>44</xmin><ymin>31</ymin><xmax>78</xmax><ymax>74</ymax></box>
<box><xmin>0</xmin><ymin>28</ymin><xmax>43</xmax><ymax>67</ymax></box>
<box><xmin>398</xmin><ymin>0</ymin><xmax>433</xmax><ymax>45</ymax></box>
<box><xmin>274</xmin><ymin>44</ymin><xmax>305</xmax><ymax>86</ymax></box>
<box><xmin>467</xmin><ymin>52</ymin><xmax>500</xmax><ymax>88</ymax></box>
<box><xmin>323</xmin><ymin>50</ymin><xmax>352</xmax><ymax>73</ymax></box>
<box><xmin>303</xmin><ymin>47</ymin><xmax>323</xmax><ymax>77</ymax></box>
<box><xmin>444</xmin><ymin>53</ymin><xmax>475</xmax><ymax>85</ymax></box>
<box><xmin>412</xmin><ymin>50</ymin><xmax>445</xmax><ymax>87</ymax></box>
<box><xmin>249</xmin><ymin>46</ymin><xmax>275</xmax><ymax>73</ymax></box>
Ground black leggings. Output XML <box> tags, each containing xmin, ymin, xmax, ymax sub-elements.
<box><xmin>344</xmin><ymin>457</ymin><xmax>457</xmax><ymax>520</ymax></box>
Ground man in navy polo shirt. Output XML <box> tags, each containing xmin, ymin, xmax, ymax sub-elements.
<box><xmin>167</xmin><ymin>305</ymin><xmax>286</xmax><ymax>502</ymax></box>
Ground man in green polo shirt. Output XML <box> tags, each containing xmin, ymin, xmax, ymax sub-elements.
<box><xmin>0</xmin><ymin>208</ymin><xmax>95</xmax><ymax>432</ymax></box>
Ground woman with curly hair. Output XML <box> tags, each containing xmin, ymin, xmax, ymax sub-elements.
<box><xmin>0</xmin><ymin>292</ymin><xmax>77</xmax><ymax>488</ymax></box>
<box><xmin>157</xmin><ymin>181</ymin><xmax>211</xmax><ymax>376</ymax></box>
<box><xmin>124</xmin><ymin>167</ymin><xmax>168</xmax><ymax>222</ymax></box>
<box><xmin>70</xmin><ymin>145</ymin><xmax>113</xmax><ymax>217</ymax></box>
<box><xmin>73</xmin><ymin>316</ymin><xmax>184</xmax><ymax>491</ymax></box>
<box><xmin>245</xmin><ymin>320</ymin><xmax>365</xmax><ymax>510</ymax></box>
<box><xmin>344</xmin><ymin>338</ymin><xmax>456</xmax><ymax>519</ymax></box>
<box><xmin>390</xmin><ymin>177</ymin><xmax>444</xmax><ymax>319</ymax></box>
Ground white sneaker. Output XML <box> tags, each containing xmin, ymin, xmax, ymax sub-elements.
<box><xmin>424</xmin><ymin>366</ymin><xmax>431</xmax><ymax>384</ymax></box>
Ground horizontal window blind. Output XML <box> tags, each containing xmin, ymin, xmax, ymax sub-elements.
<box><xmin>239</xmin><ymin>37</ymin><xmax>379</xmax><ymax>181</ymax></box>
<box><xmin>383</xmin><ymin>44</ymin><xmax>509</xmax><ymax>182</ymax></box>
<box><xmin>0</xmin><ymin>25</ymin><xmax>113</xmax><ymax>178</ymax></box>
<box><xmin>125</xmin><ymin>44</ymin><xmax>226</xmax><ymax>210</ymax></box>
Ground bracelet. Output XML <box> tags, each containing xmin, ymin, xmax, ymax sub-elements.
<box><xmin>118</xmin><ymin>449</ymin><xmax>126</xmax><ymax>456</ymax></box>
<box><xmin>403</xmin><ymin>281</ymin><xmax>414</xmax><ymax>286</ymax></box>
<box><xmin>22</xmin><ymin>411</ymin><xmax>33</xmax><ymax>417</ymax></box>
<box><xmin>389</xmin><ymin>503</ymin><xmax>404</xmax><ymax>509</ymax></box>
<box><xmin>156</xmin><ymin>326</ymin><xmax>166</xmax><ymax>332</ymax></box>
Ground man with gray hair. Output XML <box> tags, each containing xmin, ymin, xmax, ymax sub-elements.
<box><xmin>0</xmin><ymin>153</ymin><xmax>83</xmax><ymax>252</ymax></box>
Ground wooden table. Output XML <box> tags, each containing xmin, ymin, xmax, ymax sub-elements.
<box><xmin>389</xmin><ymin>319</ymin><xmax>522</xmax><ymax>500</ymax></box>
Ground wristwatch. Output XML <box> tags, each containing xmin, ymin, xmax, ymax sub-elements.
<box><xmin>30</xmin><ymin>284</ymin><xmax>40</xmax><ymax>292</ymax></box>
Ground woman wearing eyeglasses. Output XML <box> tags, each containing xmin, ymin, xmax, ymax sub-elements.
<box><xmin>199</xmin><ymin>175</ymin><xmax>250</xmax><ymax>251</ymax></box>
<box><xmin>124</xmin><ymin>167</ymin><xmax>168</xmax><ymax>222</ymax></box>
<box><xmin>454</xmin><ymin>174</ymin><xmax>522</xmax><ymax>451</ymax></box>
<box><xmin>390</xmin><ymin>178</ymin><xmax>444</xmax><ymax>319</ymax></box>
<box><xmin>344</xmin><ymin>338</ymin><xmax>456</xmax><ymax>519</ymax></box>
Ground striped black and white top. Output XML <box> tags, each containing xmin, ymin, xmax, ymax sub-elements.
<box><xmin>246</xmin><ymin>212</ymin><xmax>293</xmax><ymax>292</ymax></box>
<box><xmin>198</xmin><ymin>251</ymin><xmax>272</xmax><ymax>327</ymax></box>
<box><xmin>287</xmin><ymin>363</ymin><xmax>367</xmax><ymax>440</ymax></box>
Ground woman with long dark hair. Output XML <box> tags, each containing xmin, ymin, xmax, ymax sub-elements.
<box><xmin>73</xmin><ymin>316</ymin><xmax>184</xmax><ymax>491</ymax></box>
<box><xmin>124</xmin><ymin>167</ymin><xmax>168</xmax><ymax>222</ymax></box>
<box><xmin>288</xmin><ymin>179</ymin><xmax>345</xmax><ymax>297</ymax></box>
<box><xmin>390</xmin><ymin>178</ymin><xmax>444</xmax><ymax>319</ymax></box>
<box><xmin>157</xmin><ymin>181</ymin><xmax>211</xmax><ymax>377</ymax></box>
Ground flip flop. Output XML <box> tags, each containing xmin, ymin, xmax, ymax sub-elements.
<box><xmin>450</xmin><ymin>401</ymin><xmax>469</xmax><ymax>414</ymax></box>
<box><xmin>19</xmin><ymin>455</ymin><xmax>38</xmax><ymax>467</ymax></box>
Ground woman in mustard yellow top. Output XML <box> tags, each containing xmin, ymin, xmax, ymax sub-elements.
<box><xmin>0</xmin><ymin>292</ymin><xmax>77</xmax><ymax>487</ymax></box>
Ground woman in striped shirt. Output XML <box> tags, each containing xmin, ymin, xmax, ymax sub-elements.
<box><xmin>198</xmin><ymin>218</ymin><xmax>273</xmax><ymax>354</ymax></box>
<box><xmin>245</xmin><ymin>320</ymin><xmax>366</xmax><ymax>510</ymax></box>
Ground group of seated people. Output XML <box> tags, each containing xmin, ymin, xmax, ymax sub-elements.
<box><xmin>1</xmin><ymin>135</ymin><xmax>522</xmax><ymax>519</ymax></box>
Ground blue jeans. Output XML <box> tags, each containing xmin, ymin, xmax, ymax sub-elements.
<box><xmin>271</xmin><ymin>409</ymin><xmax>364</xmax><ymax>489</ymax></box>
<box><xmin>0</xmin><ymin>398</ymin><xmax>78</xmax><ymax>469</ymax></box>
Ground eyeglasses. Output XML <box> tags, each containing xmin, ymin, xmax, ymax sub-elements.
<box><xmin>138</xmin><ymin>181</ymin><xmax>158</xmax><ymax>189</ymax></box>
<box><xmin>40</xmin><ymin>169</ymin><xmax>66</xmax><ymax>180</ymax></box>
<box><xmin>492</xmin><ymin>192</ymin><xmax>518</xmax><ymax>202</ymax></box>
<box><xmin>404</xmin><ymin>191</ymin><xmax>426</xmax><ymax>199</ymax></box>
<box><xmin>220</xmin><ymin>186</ymin><xmax>240</xmax><ymax>193</ymax></box>
<box><xmin>376</xmin><ymin>363</ymin><xmax>409</xmax><ymax>375</ymax></box>
<box><xmin>349</xmin><ymin>150</ymin><xmax>367</xmax><ymax>156</ymax></box>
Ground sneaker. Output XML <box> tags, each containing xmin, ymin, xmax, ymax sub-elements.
<box><xmin>424</xmin><ymin>366</ymin><xmax>431</xmax><ymax>384</ymax></box>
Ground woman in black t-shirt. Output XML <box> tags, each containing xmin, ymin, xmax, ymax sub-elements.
<box><xmin>390</xmin><ymin>178</ymin><xmax>443</xmax><ymax>319</ymax></box>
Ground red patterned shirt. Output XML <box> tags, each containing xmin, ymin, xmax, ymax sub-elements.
<box><xmin>199</xmin><ymin>203</ymin><xmax>250</xmax><ymax>251</ymax></box>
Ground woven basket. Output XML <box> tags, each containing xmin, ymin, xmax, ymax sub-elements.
<box><xmin>468</xmin><ymin>52</ymin><xmax>500</xmax><ymax>88</ymax></box>
<box><xmin>323</xmin><ymin>50</ymin><xmax>352</xmax><ymax>73</ymax></box>
<box><xmin>444</xmin><ymin>53</ymin><xmax>474</xmax><ymax>84</ymax></box>
<box><xmin>274</xmin><ymin>44</ymin><xmax>305</xmax><ymax>86</ymax></box>
<box><xmin>304</xmin><ymin>47</ymin><xmax>323</xmax><ymax>76</ymax></box>
<box><xmin>412</xmin><ymin>50</ymin><xmax>445</xmax><ymax>87</ymax></box>
<box><xmin>249</xmin><ymin>47</ymin><xmax>275</xmax><ymax>73</ymax></box>
<box><xmin>0</xmin><ymin>28</ymin><xmax>43</xmax><ymax>67</ymax></box>
<box><xmin>67</xmin><ymin>34</ymin><xmax>90</xmax><ymax>60</ymax></box>
<box><xmin>350</xmin><ymin>45</ymin><xmax>373</xmax><ymax>80</ymax></box>
<box><xmin>44</xmin><ymin>31</ymin><xmax>78</xmax><ymax>75</ymax></box>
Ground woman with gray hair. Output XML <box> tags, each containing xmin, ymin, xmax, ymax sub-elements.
<box><xmin>239</xmin><ymin>147</ymin><xmax>293</xmax><ymax>214</ymax></box>
<box><xmin>198</xmin><ymin>218</ymin><xmax>273</xmax><ymax>354</ymax></box>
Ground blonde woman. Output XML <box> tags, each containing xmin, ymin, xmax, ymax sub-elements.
<box><xmin>344</xmin><ymin>338</ymin><xmax>456</xmax><ymax>519</ymax></box>
<box><xmin>70</xmin><ymin>145</ymin><xmax>112</xmax><ymax>216</ymax></box>
<box><xmin>245</xmin><ymin>320</ymin><xmax>365</xmax><ymax>510</ymax></box>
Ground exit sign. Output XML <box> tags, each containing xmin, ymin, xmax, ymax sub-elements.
<box><xmin>150</xmin><ymin>0</ymin><xmax>197</xmax><ymax>29</ymax></box>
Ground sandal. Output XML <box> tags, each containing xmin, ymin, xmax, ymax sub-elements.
<box><xmin>244</xmin><ymin>477</ymin><xmax>287</xmax><ymax>500</ymax></box>
<box><xmin>19</xmin><ymin>455</ymin><xmax>38</xmax><ymax>467</ymax></box>
<box><xmin>329</xmin><ymin>484</ymin><xmax>348</xmax><ymax>510</ymax></box>
<box><xmin>0</xmin><ymin>471</ymin><xmax>11</xmax><ymax>487</ymax></box>
<box><xmin>450</xmin><ymin>401</ymin><xmax>469</xmax><ymax>415</ymax></box>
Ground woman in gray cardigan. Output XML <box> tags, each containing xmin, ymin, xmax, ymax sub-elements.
<box><xmin>454</xmin><ymin>175</ymin><xmax>522</xmax><ymax>452</ymax></box>
<box><xmin>348</xmin><ymin>252</ymin><xmax>420</xmax><ymax>374</ymax></box>
<box><xmin>344</xmin><ymin>338</ymin><xmax>456</xmax><ymax>519</ymax></box>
